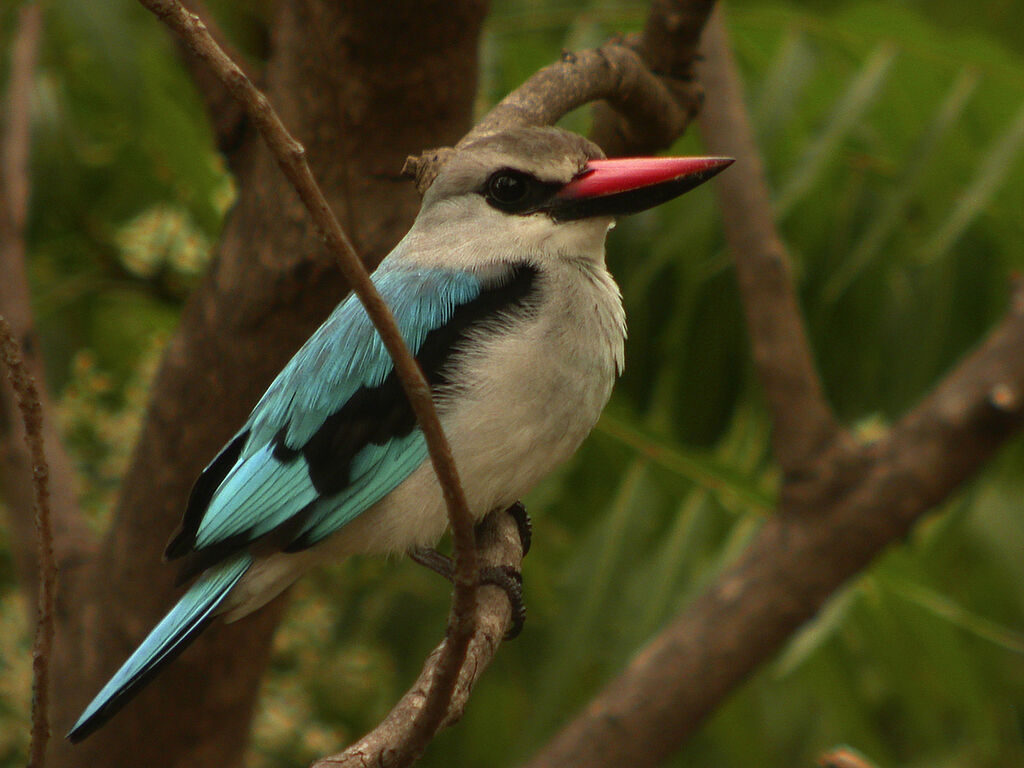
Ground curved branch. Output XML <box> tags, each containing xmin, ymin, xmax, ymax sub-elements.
<box><xmin>404</xmin><ymin>44</ymin><xmax>691</xmax><ymax>193</ymax></box>
<box><xmin>698</xmin><ymin>8</ymin><xmax>847</xmax><ymax>478</ymax></box>
<box><xmin>404</xmin><ymin>0</ymin><xmax>718</xmax><ymax>193</ymax></box>
<box><xmin>136</xmin><ymin>0</ymin><xmax>478</xmax><ymax>755</ymax></box>
<box><xmin>590</xmin><ymin>0</ymin><xmax>716</xmax><ymax>156</ymax></box>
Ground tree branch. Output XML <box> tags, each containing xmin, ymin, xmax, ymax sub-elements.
<box><xmin>404</xmin><ymin>0</ymin><xmax>717</xmax><ymax>195</ymax></box>
<box><xmin>0</xmin><ymin>315</ymin><xmax>56</xmax><ymax>768</ymax></box>
<box><xmin>313</xmin><ymin>508</ymin><xmax>526</xmax><ymax>768</ymax></box>
<box><xmin>0</xmin><ymin>1</ymin><xmax>94</xmax><ymax>605</ymax></box>
<box><xmin>404</xmin><ymin>43</ymin><xmax>694</xmax><ymax>193</ymax></box>
<box><xmin>590</xmin><ymin>0</ymin><xmax>716</xmax><ymax>156</ymax></box>
<box><xmin>519</xmin><ymin>10</ymin><xmax>1024</xmax><ymax>768</ymax></box>
<box><xmin>134</xmin><ymin>0</ymin><xmax>479</xmax><ymax>759</ymax></box>
<box><xmin>698</xmin><ymin>7</ymin><xmax>847</xmax><ymax>479</ymax></box>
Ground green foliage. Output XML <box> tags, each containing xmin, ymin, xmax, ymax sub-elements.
<box><xmin>2</xmin><ymin>1</ymin><xmax>1024</xmax><ymax>767</ymax></box>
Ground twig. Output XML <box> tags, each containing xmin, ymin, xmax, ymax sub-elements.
<box><xmin>0</xmin><ymin>316</ymin><xmax>56</xmax><ymax>768</ymax></box>
<box><xmin>1</xmin><ymin>8</ymin><xmax>61</xmax><ymax>765</ymax></box>
<box><xmin>134</xmin><ymin>0</ymin><xmax>478</xmax><ymax>760</ymax></box>
<box><xmin>698</xmin><ymin>7</ymin><xmax>847</xmax><ymax>480</ymax></box>
<box><xmin>0</xmin><ymin>0</ymin><xmax>92</xmax><ymax>601</ymax></box>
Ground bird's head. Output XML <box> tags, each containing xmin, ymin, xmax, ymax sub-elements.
<box><xmin>398</xmin><ymin>126</ymin><xmax>732</xmax><ymax>271</ymax></box>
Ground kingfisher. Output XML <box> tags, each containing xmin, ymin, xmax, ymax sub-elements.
<box><xmin>68</xmin><ymin>126</ymin><xmax>731</xmax><ymax>741</ymax></box>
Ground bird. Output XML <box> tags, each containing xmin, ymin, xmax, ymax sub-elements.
<box><xmin>67</xmin><ymin>125</ymin><xmax>731</xmax><ymax>742</ymax></box>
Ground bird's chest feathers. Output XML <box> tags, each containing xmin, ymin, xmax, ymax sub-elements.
<box><xmin>439</xmin><ymin>262</ymin><xmax>625</xmax><ymax>506</ymax></box>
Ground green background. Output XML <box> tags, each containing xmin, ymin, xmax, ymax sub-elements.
<box><xmin>1</xmin><ymin>1</ymin><xmax>1023</xmax><ymax>765</ymax></box>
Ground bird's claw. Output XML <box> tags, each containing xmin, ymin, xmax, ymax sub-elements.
<box><xmin>409</xmin><ymin>501</ymin><xmax>531</xmax><ymax>640</ymax></box>
<box><xmin>479</xmin><ymin>564</ymin><xmax>526</xmax><ymax>639</ymax></box>
<box><xmin>504</xmin><ymin>501</ymin><xmax>532</xmax><ymax>556</ymax></box>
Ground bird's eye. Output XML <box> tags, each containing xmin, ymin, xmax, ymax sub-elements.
<box><xmin>482</xmin><ymin>169</ymin><xmax>562</xmax><ymax>214</ymax></box>
<box><xmin>486</xmin><ymin>171</ymin><xmax>531</xmax><ymax>207</ymax></box>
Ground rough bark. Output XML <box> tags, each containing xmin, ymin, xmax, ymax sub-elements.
<box><xmin>44</xmin><ymin>2</ymin><xmax>486</xmax><ymax>767</ymax></box>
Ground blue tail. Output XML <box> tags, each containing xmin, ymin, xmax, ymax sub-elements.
<box><xmin>67</xmin><ymin>553</ymin><xmax>253</xmax><ymax>742</ymax></box>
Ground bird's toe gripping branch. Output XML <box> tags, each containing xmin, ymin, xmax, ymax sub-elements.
<box><xmin>410</xmin><ymin>502</ymin><xmax>532</xmax><ymax>639</ymax></box>
<box><xmin>505</xmin><ymin>501</ymin><xmax>532</xmax><ymax>556</ymax></box>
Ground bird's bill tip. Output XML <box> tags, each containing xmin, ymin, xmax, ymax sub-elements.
<box><xmin>549</xmin><ymin>155</ymin><xmax>733</xmax><ymax>220</ymax></box>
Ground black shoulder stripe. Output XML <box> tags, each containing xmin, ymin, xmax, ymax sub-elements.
<box><xmin>165</xmin><ymin>430</ymin><xmax>249</xmax><ymax>560</ymax></box>
<box><xmin>287</xmin><ymin>263</ymin><xmax>539</xmax><ymax>501</ymax></box>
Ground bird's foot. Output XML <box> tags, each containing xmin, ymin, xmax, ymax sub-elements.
<box><xmin>505</xmin><ymin>501</ymin><xmax>532</xmax><ymax>556</ymax></box>
<box><xmin>481</xmin><ymin>564</ymin><xmax>525</xmax><ymax>639</ymax></box>
<box><xmin>409</xmin><ymin>501</ymin><xmax>531</xmax><ymax>639</ymax></box>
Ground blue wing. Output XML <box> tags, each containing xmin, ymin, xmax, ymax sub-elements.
<box><xmin>165</xmin><ymin>261</ymin><xmax>539</xmax><ymax>577</ymax></box>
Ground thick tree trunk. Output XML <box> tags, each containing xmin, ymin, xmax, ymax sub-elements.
<box><xmin>47</xmin><ymin>2</ymin><xmax>486</xmax><ymax>766</ymax></box>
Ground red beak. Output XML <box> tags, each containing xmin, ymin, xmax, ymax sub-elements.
<box><xmin>547</xmin><ymin>156</ymin><xmax>733</xmax><ymax>221</ymax></box>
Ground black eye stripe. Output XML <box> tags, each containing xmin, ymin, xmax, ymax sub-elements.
<box><xmin>482</xmin><ymin>169</ymin><xmax>562</xmax><ymax>215</ymax></box>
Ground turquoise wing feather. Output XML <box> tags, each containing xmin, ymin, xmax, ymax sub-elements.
<box><xmin>66</xmin><ymin>553</ymin><xmax>254</xmax><ymax>742</ymax></box>
<box><xmin>167</xmin><ymin>264</ymin><xmax>484</xmax><ymax>565</ymax></box>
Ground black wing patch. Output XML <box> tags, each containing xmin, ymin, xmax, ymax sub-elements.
<box><xmin>281</xmin><ymin>263</ymin><xmax>540</xmax><ymax>552</ymax></box>
<box><xmin>165</xmin><ymin>430</ymin><xmax>249</xmax><ymax>560</ymax></box>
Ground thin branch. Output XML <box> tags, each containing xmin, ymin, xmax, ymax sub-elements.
<box><xmin>0</xmin><ymin>8</ymin><xmax>61</xmax><ymax>766</ymax></box>
<box><xmin>0</xmin><ymin>0</ymin><xmax>92</xmax><ymax>600</ymax></box>
<box><xmin>698</xmin><ymin>7</ymin><xmax>847</xmax><ymax>479</ymax></box>
<box><xmin>134</xmin><ymin>0</ymin><xmax>478</xmax><ymax>760</ymax></box>
<box><xmin>0</xmin><ymin>314</ymin><xmax>56</xmax><ymax>768</ymax></box>
<box><xmin>313</xmin><ymin>508</ymin><xmax>526</xmax><ymax>768</ymax></box>
<box><xmin>174</xmin><ymin>0</ymin><xmax>257</xmax><ymax>160</ymax></box>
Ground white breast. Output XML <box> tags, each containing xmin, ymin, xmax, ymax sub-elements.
<box><xmin>317</xmin><ymin>258</ymin><xmax>623</xmax><ymax>554</ymax></box>
<box><xmin>443</xmin><ymin>258</ymin><xmax>624</xmax><ymax>506</ymax></box>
